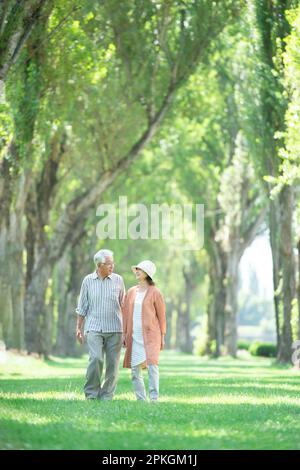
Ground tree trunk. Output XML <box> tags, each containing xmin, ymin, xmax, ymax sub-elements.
<box><xmin>206</xmin><ymin>242</ymin><xmax>227</xmax><ymax>357</ymax></box>
<box><xmin>53</xmin><ymin>252</ymin><xmax>69</xmax><ymax>356</ymax></box>
<box><xmin>0</xmin><ymin>222</ymin><xmax>12</xmax><ymax>347</ymax></box>
<box><xmin>180</xmin><ymin>269</ymin><xmax>193</xmax><ymax>354</ymax></box>
<box><xmin>0</xmin><ymin>143</ymin><xmax>18</xmax><ymax>348</ymax></box>
<box><xmin>24</xmin><ymin>131</ymin><xmax>67</xmax><ymax>355</ymax></box>
<box><xmin>175</xmin><ymin>301</ymin><xmax>184</xmax><ymax>351</ymax></box>
<box><xmin>64</xmin><ymin>238</ymin><xmax>94</xmax><ymax>357</ymax></box>
<box><xmin>165</xmin><ymin>300</ymin><xmax>174</xmax><ymax>349</ymax></box>
<box><xmin>277</xmin><ymin>186</ymin><xmax>296</xmax><ymax>362</ymax></box>
<box><xmin>0</xmin><ymin>9</ymin><xmax>53</xmax><ymax>351</ymax></box>
<box><xmin>54</xmin><ymin>243</ymin><xmax>88</xmax><ymax>357</ymax></box>
<box><xmin>63</xmin><ymin>290</ymin><xmax>80</xmax><ymax>357</ymax></box>
<box><xmin>0</xmin><ymin>219</ymin><xmax>26</xmax><ymax>351</ymax></box>
<box><xmin>224</xmin><ymin>243</ymin><xmax>239</xmax><ymax>357</ymax></box>
<box><xmin>8</xmin><ymin>210</ymin><xmax>26</xmax><ymax>350</ymax></box>
<box><xmin>0</xmin><ymin>168</ymin><xmax>30</xmax><ymax>350</ymax></box>
<box><xmin>182</xmin><ymin>286</ymin><xmax>193</xmax><ymax>354</ymax></box>
<box><xmin>254</xmin><ymin>0</ymin><xmax>296</xmax><ymax>363</ymax></box>
<box><xmin>269</xmin><ymin>199</ymin><xmax>281</xmax><ymax>352</ymax></box>
<box><xmin>24</xmin><ymin>251</ymin><xmax>52</xmax><ymax>355</ymax></box>
<box><xmin>44</xmin><ymin>289</ymin><xmax>54</xmax><ymax>359</ymax></box>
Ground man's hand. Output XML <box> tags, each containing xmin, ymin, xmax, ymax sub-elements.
<box><xmin>76</xmin><ymin>328</ymin><xmax>84</xmax><ymax>345</ymax></box>
<box><xmin>122</xmin><ymin>334</ymin><xmax>127</xmax><ymax>348</ymax></box>
<box><xmin>161</xmin><ymin>335</ymin><xmax>165</xmax><ymax>350</ymax></box>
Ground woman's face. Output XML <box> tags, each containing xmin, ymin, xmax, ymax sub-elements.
<box><xmin>135</xmin><ymin>267</ymin><xmax>147</xmax><ymax>281</ymax></box>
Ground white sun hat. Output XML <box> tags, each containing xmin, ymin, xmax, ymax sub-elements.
<box><xmin>131</xmin><ymin>260</ymin><xmax>156</xmax><ymax>279</ymax></box>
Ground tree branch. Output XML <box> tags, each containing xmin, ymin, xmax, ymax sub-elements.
<box><xmin>0</xmin><ymin>0</ymin><xmax>10</xmax><ymax>36</ymax></box>
<box><xmin>0</xmin><ymin>0</ymin><xmax>47</xmax><ymax>81</ymax></box>
<box><xmin>48</xmin><ymin>80</ymin><xmax>178</xmax><ymax>262</ymax></box>
<box><xmin>238</xmin><ymin>207</ymin><xmax>267</xmax><ymax>258</ymax></box>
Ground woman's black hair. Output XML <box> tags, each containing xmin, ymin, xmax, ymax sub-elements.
<box><xmin>146</xmin><ymin>275</ymin><xmax>155</xmax><ymax>285</ymax></box>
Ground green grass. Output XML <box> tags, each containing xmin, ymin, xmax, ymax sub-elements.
<box><xmin>0</xmin><ymin>349</ymin><xmax>299</xmax><ymax>450</ymax></box>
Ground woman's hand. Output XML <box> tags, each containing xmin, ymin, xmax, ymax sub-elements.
<box><xmin>161</xmin><ymin>335</ymin><xmax>165</xmax><ymax>350</ymax></box>
<box><xmin>122</xmin><ymin>334</ymin><xmax>127</xmax><ymax>348</ymax></box>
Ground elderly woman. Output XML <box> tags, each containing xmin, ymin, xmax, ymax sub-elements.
<box><xmin>122</xmin><ymin>260</ymin><xmax>166</xmax><ymax>402</ymax></box>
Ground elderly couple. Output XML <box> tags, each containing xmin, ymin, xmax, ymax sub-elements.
<box><xmin>76</xmin><ymin>249</ymin><xmax>166</xmax><ymax>402</ymax></box>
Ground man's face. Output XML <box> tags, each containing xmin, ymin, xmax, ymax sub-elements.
<box><xmin>98</xmin><ymin>256</ymin><xmax>114</xmax><ymax>277</ymax></box>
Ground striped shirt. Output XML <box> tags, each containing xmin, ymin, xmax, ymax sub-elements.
<box><xmin>76</xmin><ymin>271</ymin><xmax>125</xmax><ymax>333</ymax></box>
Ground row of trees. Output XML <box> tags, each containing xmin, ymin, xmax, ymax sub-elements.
<box><xmin>0</xmin><ymin>0</ymin><xmax>299</xmax><ymax>362</ymax></box>
<box><xmin>166</xmin><ymin>0</ymin><xmax>300</xmax><ymax>361</ymax></box>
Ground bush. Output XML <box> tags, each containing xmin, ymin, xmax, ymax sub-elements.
<box><xmin>249</xmin><ymin>341</ymin><xmax>277</xmax><ymax>358</ymax></box>
<box><xmin>237</xmin><ymin>340</ymin><xmax>251</xmax><ymax>351</ymax></box>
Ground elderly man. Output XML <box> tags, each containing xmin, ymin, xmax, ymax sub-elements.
<box><xmin>76</xmin><ymin>249</ymin><xmax>125</xmax><ymax>400</ymax></box>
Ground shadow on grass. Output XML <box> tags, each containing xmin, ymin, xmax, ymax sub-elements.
<box><xmin>1</xmin><ymin>397</ymin><xmax>300</xmax><ymax>450</ymax></box>
<box><xmin>2</xmin><ymin>353</ymin><xmax>300</xmax><ymax>450</ymax></box>
<box><xmin>1</xmin><ymin>371</ymin><xmax>300</xmax><ymax>400</ymax></box>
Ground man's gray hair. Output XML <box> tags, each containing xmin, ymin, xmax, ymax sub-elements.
<box><xmin>94</xmin><ymin>249</ymin><xmax>114</xmax><ymax>267</ymax></box>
